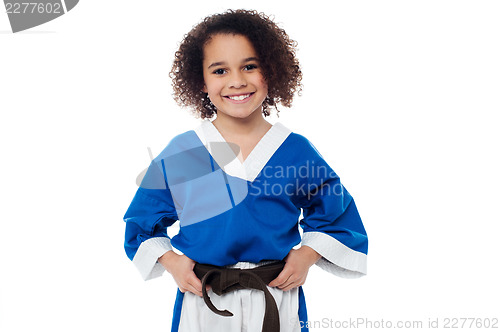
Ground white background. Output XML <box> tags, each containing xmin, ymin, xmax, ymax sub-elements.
<box><xmin>1</xmin><ymin>1</ymin><xmax>499</xmax><ymax>331</ymax></box>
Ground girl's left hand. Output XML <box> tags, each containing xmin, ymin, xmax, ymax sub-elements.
<box><xmin>268</xmin><ymin>246</ymin><xmax>321</xmax><ymax>291</ymax></box>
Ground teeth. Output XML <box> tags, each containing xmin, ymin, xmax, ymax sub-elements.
<box><xmin>228</xmin><ymin>94</ymin><xmax>250</xmax><ymax>101</ymax></box>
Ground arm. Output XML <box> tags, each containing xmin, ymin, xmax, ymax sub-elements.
<box><xmin>299</xmin><ymin>184</ymin><xmax>368</xmax><ymax>279</ymax></box>
<box><xmin>271</xmin><ymin>140</ymin><xmax>368</xmax><ymax>288</ymax></box>
<box><xmin>124</xmin><ymin>160</ymin><xmax>179</xmax><ymax>280</ymax></box>
<box><xmin>294</xmin><ymin>138</ymin><xmax>368</xmax><ymax>279</ymax></box>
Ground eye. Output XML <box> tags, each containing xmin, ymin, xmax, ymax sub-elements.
<box><xmin>213</xmin><ymin>68</ymin><xmax>226</xmax><ymax>75</ymax></box>
<box><xmin>244</xmin><ymin>64</ymin><xmax>258</xmax><ymax>71</ymax></box>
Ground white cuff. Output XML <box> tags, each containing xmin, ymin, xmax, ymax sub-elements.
<box><xmin>132</xmin><ymin>237</ymin><xmax>173</xmax><ymax>281</ymax></box>
<box><xmin>301</xmin><ymin>231</ymin><xmax>367</xmax><ymax>279</ymax></box>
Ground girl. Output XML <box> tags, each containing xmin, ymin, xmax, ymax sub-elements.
<box><xmin>124</xmin><ymin>9</ymin><xmax>368</xmax><ymax>332</ymax></box>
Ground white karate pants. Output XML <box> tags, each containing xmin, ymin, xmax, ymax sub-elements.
<box><xmin>177</xmin><ymin>262</ymin><xmax>301</xmax><ymax>332</ymax></box>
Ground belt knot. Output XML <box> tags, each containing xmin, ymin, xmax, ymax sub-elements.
<box><xmin>220</xmin><ymin>267</ymin><xmax>241</xmax><ymax>292</ymax></box>
<box><xmin>193</xmin><ymin>261</ymin><xmax>286</xmax><ymax>332</ymax></box>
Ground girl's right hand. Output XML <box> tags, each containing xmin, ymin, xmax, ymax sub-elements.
<box><xmin>158</xmin><ymin>251</ymin><xmax>206</xmax><ymax>297</ymax></box>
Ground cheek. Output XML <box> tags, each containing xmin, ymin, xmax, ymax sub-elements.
<box><xmin>258</xmin><ymin>76</ymin><xmax>268</xmax><ymax>90</ymax></box>
<box><xmin>261</xmin><ymin>80</ymin><xmax>269</xmax><ymax>94</ymax></box>
<box><xmin>203</xmin><ymin>79</ymin><xmax>216</xmax><ymax>95</ymax></box>
<box><xmin>208</xmin><ymin>84</ymin><xmax>223</xmax><ymax>97</ymax></box>
<box><xmin>201</xmin><ymin>73</ymin><xmax>209</xmax><ymax>93</ymax></box>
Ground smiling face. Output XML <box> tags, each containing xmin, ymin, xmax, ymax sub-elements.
<box><xmin>202</xmin><ymin>33</ymin><xmax>268</xmax><ymax>121</ymax></box>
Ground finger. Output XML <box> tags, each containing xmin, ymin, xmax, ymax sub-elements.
<box><xmin>279</xmin><ymin>278</ymin><xmax>298</xmax><ymax>291</ymax></box>
<box><xmin>269</xmin><ymin>272</ymin><xmax>291</xmax><ymax>288</ymax></box>
<box><xmin>187</xmin><ymin>282</ymin><xmax>203</xmax><ymax>297</ymax></box>
<box><xmin>185</xmin><ymin>271</ymin><xmax>207</xmax><ymax>297</ymax></box>
<box><xmin>188</xmin><ymin>274</ymin><xmax>205</xmax><ymax>296</ymax></box>
<box><xmin>184</xmin><ymin>271</ymin><xmax>202</xmax><ymax>289</ymax></box>
<box><xmin>278</xmin><ymin>277</ymin><xmax>296</xmax><ymax>291</ymax></box>
<box><xmin>278</xmin><ymin>273</ymin><xmax>305</xmax><ymax>290</ymax></box>
<box><xmin>281</xmin><ymin>276</ymin><xmax>306</xmax><ymax>291</ymax></box>
<box><xmin>268</xmin><ymin>275</ymin><xmax>284</xmax><ymax>287</ymax></box>
<box><xmin>280</xmin><ymin>282</ymin><xmax>298</xmax><ymax>292</ymax></box>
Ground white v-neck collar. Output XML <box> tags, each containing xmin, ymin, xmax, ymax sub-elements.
<box><xmin>194</xmin><ymin>119</ymin><xmax>292</xmax><ymax>182</ymax></box>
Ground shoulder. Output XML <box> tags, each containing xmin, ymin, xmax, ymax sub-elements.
<box><xmin>287</xmin><ymin>132</ymin><xmax>314</xmax><ymax>147</ymax></box>
<box><xmin>153</xmin><ymin>129</ymin><xmax>201</xmax><ymax>163</ymax></box>
<box><xmin>168</xmin><ymin>129</ymin><xmax>199</xmax><ymax>147</ymax></box>
<box><xmin>281</xmin><ymin>127</ymin><xmax>323</xmax><ymax>159</ymax></box>
<box><xmin>279</xmin><ymin>122</ymin><xmax>315</xmax><ymax>146</ymax></box>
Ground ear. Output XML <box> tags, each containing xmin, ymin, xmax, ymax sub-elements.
<box><xmin>202</xmin><ymin>84</ymin><xmax>208</xmax><ymax>93</ymax></box>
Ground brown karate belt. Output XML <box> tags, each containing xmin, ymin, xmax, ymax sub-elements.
<box><xmin>193</xmin><ymin>260</ymin><xmax>286</xmax><ymax>332</ymax></box>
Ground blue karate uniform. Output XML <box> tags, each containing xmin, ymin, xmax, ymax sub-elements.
<box><xmin>124</xmin><ymin>120</ymin><xmax>368</xmax><ymax>332</ymax></box>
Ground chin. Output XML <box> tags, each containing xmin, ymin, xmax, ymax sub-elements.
<box><xmin>218</xmin><ymin>109</ymin><xmax>260</xmax><ymax>119</ymax></box>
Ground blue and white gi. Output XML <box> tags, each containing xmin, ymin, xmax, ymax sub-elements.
<box><xmin>124</xmin><ymin>119</ymin><xmax>368</xmax><ymax>332</ymax></box>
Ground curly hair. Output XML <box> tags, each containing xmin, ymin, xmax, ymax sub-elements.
<box><xmin>169</xmin><ymin>9</ymin><xmax>303</xmax><ymax>119</ymax></box>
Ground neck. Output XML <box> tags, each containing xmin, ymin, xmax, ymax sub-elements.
<box><xmin>212</xmin><ymin>110</ymin><xmax>270</xmax><ymax>137</ymax></box>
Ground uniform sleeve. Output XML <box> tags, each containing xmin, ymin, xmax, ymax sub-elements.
<box><xmin>298</xmin><ymin>142</ymin><xmax>368</xmax><ymax>279</ymax></box>
<box><xmin>124</xmin><ymin>159</ymin><xmax>179</xmax><ymax>281</ymax></box>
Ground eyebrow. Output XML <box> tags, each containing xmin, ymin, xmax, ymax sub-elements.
<box><xmin>207</xmin><ymin>57</ymin><xmax>259</xmax><ymax>69</ymax></box>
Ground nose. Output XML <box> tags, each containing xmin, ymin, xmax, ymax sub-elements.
<box><xmin>228</xmin><ymin>71</ymin><xmax>247</xmax><ymax>89</ymax></box>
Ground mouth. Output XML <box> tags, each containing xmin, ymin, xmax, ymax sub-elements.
<box><xmin>224</xmin><ymin>92</ymin><xmax>255</xmax><ymax>101</ymax></box>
